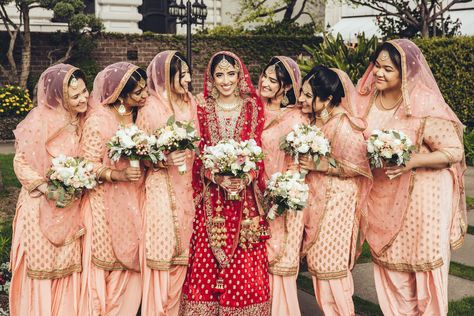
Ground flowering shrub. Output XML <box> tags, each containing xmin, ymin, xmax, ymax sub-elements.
<box><xmin>0</xmin><ymin>85</ymin><xmax>33</xmax><ymax>117</ymax></box>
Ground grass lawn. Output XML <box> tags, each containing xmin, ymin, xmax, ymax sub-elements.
<box><xmin>0</xmin><ymin>154</ymin><xmax>19</xmax><ymax>190</ymax></box>
<box><xmin>467</xmin><ymin>196</ymin><xmax>474</xmax><ymax>210</ymax></box>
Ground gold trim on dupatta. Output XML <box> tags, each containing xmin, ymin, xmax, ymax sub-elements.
<box><xmin>108</xmin><ymin>65</ymin><xmax>140</xmax><ymax>104</ymax></box>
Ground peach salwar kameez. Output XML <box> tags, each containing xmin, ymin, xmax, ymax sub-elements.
<box><xmin>136</xmin><ymin>51</ymin><xmax>198</xmax><ymax>316</ymax></box>
<box><xmin>301</xmin><ymin>69</ymin><xmax>372</xmax><ymax>316</ymax></box>
<box><xmin>259</xmin><ymin>56</ymin><xmax>307</xmax><ymax>316</ymax></box>
<box><xmin>10</xmin><ymin>64</ymin><xmax>84</xmax><ymax>316</ymax></box>
<box><xmin>357</xmin><ymin>39</ymin><xmax>466</xmax><ymax>316</ymax></box>
<box><xmin>79</xmin><ymin>62</ymin><xmax>144</xmax><ymax>316</ymax></box>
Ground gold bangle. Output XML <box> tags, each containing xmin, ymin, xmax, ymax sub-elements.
<box><xmin>105</xmin><ymin>169</ymin><xmax>113</xmax><ymax>182</ymax></box>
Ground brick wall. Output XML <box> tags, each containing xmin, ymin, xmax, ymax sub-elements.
<box><xmin>1</xmin><ymin>32</ymin><xmax>320</xmax><ymax>92</ymax></box>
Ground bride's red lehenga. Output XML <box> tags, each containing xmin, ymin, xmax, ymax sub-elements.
<box><xmin>179</xmin><ymin>51</ymin><xmax>271</xmax><ymax>315</ymax></box>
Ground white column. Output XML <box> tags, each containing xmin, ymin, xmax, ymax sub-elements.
<box><xmin>97</xmin><ymin>0</ymin><xmax>142</xmax><ymax>34</ymax></box>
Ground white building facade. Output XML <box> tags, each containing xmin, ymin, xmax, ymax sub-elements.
<box><xmin>325</xmin><ymin>0</ymin><xmax>474</xmax><ymax>42</ymax></box>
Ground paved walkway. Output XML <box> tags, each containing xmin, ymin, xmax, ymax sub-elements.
<box><xmin>0</xmin><ymin>142</ymin><xmax>14</xmax><ymax>154</ymax></box>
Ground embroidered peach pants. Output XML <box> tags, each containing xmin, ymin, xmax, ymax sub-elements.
<box><xmin>373</xmin><ymin>263</ymin><xmax>449</xmax><ymax>316</ymax></box>
<box><xmin>141</xmin><ymin>266</ymin><xmax>187</xmax><ymax>316</ymax></box>
<box><xmin>311</xmin><ymin>274</ymin><xmax>355</xmax><ymax>316</ymax></box>
<box><xmin>269</xmin><ymin>274</ymin><xmax>301</xmax><ymax>316</ymax></box>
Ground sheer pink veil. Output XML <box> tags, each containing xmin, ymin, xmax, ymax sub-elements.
<box><xmin>14</xmin><ymin>64</ymin><xmax>85</xmax><ymax>246</ymax></box>
<box><xmin>144</xmin><ymin>50</ymin><xmax>197</xmax><ymax>128</ymax></box>
<box><xmin>332</xmin><ymin>68</ymin><xmax>372</xmax><ymax>257</ymax></box>
<box><xmin>87</xmin><ymin>62</ymin><xmax>139</xmax><ymax>114</ymax></box>
<box><xmin>356</xmin><ymin>39</ymin><xmax>466</xmax><ymax>254</ymax></box>
<box><xmin>86</xmin><ymin>61</ymin><xmax>143</xmax><ymax>270</ymax></box>
<box><xmin>257</xmin><ymin>56</ymin><xmax>301</xmax><ymax>106</ymax></box>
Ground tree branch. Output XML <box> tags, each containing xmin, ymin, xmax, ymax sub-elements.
<box><xmin>431</xmin><ymin>0</ymin><xmax>465</xmax><ymax>21</ymax></box>
<box><xmin>349</xmin><ymin>0</ymin><xmax>419</xmax><ymax>26</ymax></box>
<box><xmin>48</xmin><ymin>43</ymin><xmax>73</xmax><ymax>65</ymax></box>
<box><xmin>290</xmin><ymin>0</ymin><xmax>309</xmax><ymax>22</ymax></box>
<box><xmin>255</xmin><ymin>5</ymin><xmax>288</xmax><ymax>18</ymax></box>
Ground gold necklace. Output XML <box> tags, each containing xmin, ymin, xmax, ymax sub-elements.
<box><xmin>379</xmin><ymin>91</ymin><xmax>402</xmax><ymax>110</ymax></box>
<box><xmin>216</xmin><ymin>99</ymin><xmax>241</xmax><ymax>112</ymax></box>
<box><xmin>113</xmin><ymin>105</ymin><xmax>133</xmax><ymax>116</ymax></box>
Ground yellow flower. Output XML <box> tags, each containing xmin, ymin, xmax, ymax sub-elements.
<box><xmin>16</xmin><ymin>111</ymin><xmax>19</xmax><ymax>114</ymax></box>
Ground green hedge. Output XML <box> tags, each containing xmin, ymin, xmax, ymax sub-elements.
<box><xmin>413</xmin><ymin>37</ymin><xmax>474</xmax><ymax>126</ymax></box>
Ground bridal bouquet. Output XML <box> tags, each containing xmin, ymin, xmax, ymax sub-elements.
<box><xmin>155</xmin><ymin>116</ymin><xmax>200</xmax><ymax>174</ymax></box>
<box><xmin>280</xmin><ymin>124</ymin><xmax>333</xmax><ymax>176</ymax></box>
<box><xmin>367</xmin><ymin>129</ymin><xmax>415</xmax><ymax>170</ymax></box>
<box><xmin>202</xmin><ymin>139</ymin><xmax>264</xmax><ymax>200</ymax></box>
<box><xmin>107</xmin><ymin>125</ymin><xmax>164</xmax><ymax>167</ymax></box>
<box><xmin>264</xmin><ymin>171</ymin><xmax>309</xmax><ymax>220</ymax></box>
<box><xmin>46</xmin><ymin>155</ymin><xmax>97</xmax><ymax>208</ymax></box>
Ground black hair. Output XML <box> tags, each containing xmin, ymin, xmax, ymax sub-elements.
<box><xmin>170</xmin><ymin>52</ymin><xmax>191</xmax><ymax>93</ymax></box>
<box><xmin>262</xmin><ymin>58</ymin><xmax>296</xmax><ymax>107</ymax></box>
<box><xmin>69</xmin><ymin>69</ymin><xmax>87</xmax><ymax>86</ymax></box>
<box><xmin>210</xmin><ymin>54</ymin><xmax>238</xmax><ymax>77</ymax></box>
<box><xmin>371</xmin><ymin>42</ymin><xmax>402</xmax><ymax>74</ymax></box>
<box><xmin>119</xmin><ymin>67</ymin><xmax>148</xmax><ymax>99</ymax></box>
<box><xmin>301</xmin><ymin>65</ymin><xmax>345</xmax><ymax>122</ymax></box>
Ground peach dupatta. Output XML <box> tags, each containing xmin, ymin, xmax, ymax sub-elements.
<box><xmin>137</xmin><ymin>50</ymin><xmax>198</xmax><ymax>264</ymax></box>
<box><xmin>14</xmin><ymin>64</ymin><xmax>84</xmax><ymax>247</ymax></box>
<box><xmin>302</xmin><ymin>69</ymin><xmax>372</xmax><ymax>262</ymax></box>
<box><xmin>86</xmin><ymin>62</ymin><xmax>143</xmax><ymax>271</ymax></box>
<box><xmin>356</xmin><ymin>39</ymin><xmax>466</xmax><ymax>256</ymax></box>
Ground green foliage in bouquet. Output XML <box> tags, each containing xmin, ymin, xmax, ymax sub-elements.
<box><xmin>297</xmin><ymin>33</ymin><xmax>379</xmax><ymax>81</ymax></box>
<box><xmin>45</xmin><ymin>172</ymin><xmax>81</xmax><ymax>208</ymax></box>
<box><xmin>0</xmin><ymin>85</ymin><xmax>33</xmax><ymax>117</ymax></box>
<box><xmin>159</xmin><ymin>115</ymin><xmax>201</xmax><ymax>152</ymax></box>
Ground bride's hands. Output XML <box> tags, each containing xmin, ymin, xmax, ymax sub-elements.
<box><xmin>215</xmin><ymin>175</ymin><xmax>247</xmax><ymax>193</ymax></box>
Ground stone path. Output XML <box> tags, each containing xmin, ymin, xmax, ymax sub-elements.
<box><xmin>0</xmin><ymin>142</ymin><xmax>14</xmax><ymax>154</ymax></box>
<box><xmin>298</xmin><ymin>290</ymin><xmax>323</xmax><ymax>316</ymax></box>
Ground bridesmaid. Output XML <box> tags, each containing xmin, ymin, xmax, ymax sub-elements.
<box><xmin>259</xmin><ymin>56</ymin><xmax>307</xmax><ymax>316</ymax></box>
<box><xmin>79</xmin><ymin>62</ymin><xmax>148</xmax><ymax>315</ymax></box>
<box><xmin>136</xmin><ymin>51</ymin><xmax>198</xmax><ymax>316</ymax></box>
<box><xmin>357</xmin><ymin>39</ymin><xmax>465</xmax><ymax>315</ymax></box>
<box><xmin>299</xmin><ymin>66</ymin><xmax>372</xmax><ymax>316</ymax></box>
<box><xmin>10</xmin><ymin>64</ymin><xmax>89</xmax><ymax>315</ymax></box>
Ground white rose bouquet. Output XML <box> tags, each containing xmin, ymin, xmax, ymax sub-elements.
<box><xmin>46</xmin><ymin>155</ymin><xmax>97</xmax><ymax>208</ymax></box>
<box><xmin>280</xmin><ymin>124</ymin><xmax>334</xmax><ymax>176</ymax></box>
<box><xmin>202</xmin><ymin>139</ymin><xmax>264</xmax><ymax>200</ymax></box>
<box><xmin>107</xmin><ymin>125</ymin><xmax>164</xmax><ymax>167</ymax></box>
<box><xmin>367</xmin><ymin>129</ymin><xmax>416</xmax><ymax>171</ymax></box>
<box><xmin>155</xmin><ymin>115</ymin><xmax>200</xmax><ymax>174</ymax></box>
<box><xmin>264</xmin><ymin>171</ymin><xmax>309</xmax><ymax>220</ymax></box>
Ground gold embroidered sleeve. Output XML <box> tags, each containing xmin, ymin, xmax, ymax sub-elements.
<box><xmin>423</xmin><ymin>117</ymin><xmax>464</xmax><ymax>164</ymax></box>
<box><xmin>81</xmin><ymin>117</ymin><xmax>107</xmax><ymax>177</ymax></box>
<box><xmin>13</xmin><ymin>151</ymin><xmax>46</xmax><ymax>196</ymax></box>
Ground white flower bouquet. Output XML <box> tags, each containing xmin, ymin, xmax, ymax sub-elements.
<box><xmin>367</xmin><ymin>129</ymin><xmax>416</xmax><ymax>171</ymax></box>
<box><xmin>46</xmin><ymin>155</ymin><xmax>97</xmax><ymax>208</ymax></box>
<box><xmin>155</xmin><ymin>115</ymin><xmax>200</xmax><ymax>174</ymax></box>
<box><xmin>264</xmin><ymin>171</ymin><xmax>309</xmax><ymax>220</ymax></box>
<box><xmin>280</xmin><ymin>124</ymin><xmax>334</xmax><ymax>176</ymax></box>
<box><xmin>107</xmin><ymin>125</ymin><xmax>164</xmax><ymax>167</ymax></box>
<box><xmin>202</xmin><ymin>139</ymin><xmax>264</xmax><ymax>200</ymax></box>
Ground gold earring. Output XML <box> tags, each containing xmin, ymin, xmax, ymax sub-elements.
<box><xmin>234</xmin><ymin>85</ymin><xmax>240</xmax><ymax>97</ymax></box>
<box><xmin>117</xmin><ymin>99</ymin><xmax>127</xmax><ymax>115</ymax></box>
<box><xmin>320</xmin><ymin>104</ymin><xmax>329</xmax><ymax>123</ymax></box>
<box><xmin>211</xmin><ymin>86</ymin><xmax>219</xmax><ymax>99</ymax></box>
<box><xmin>281</xmin><ymin>91</ymin><xmax>289</xmax><ymax>106</ymax></box>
